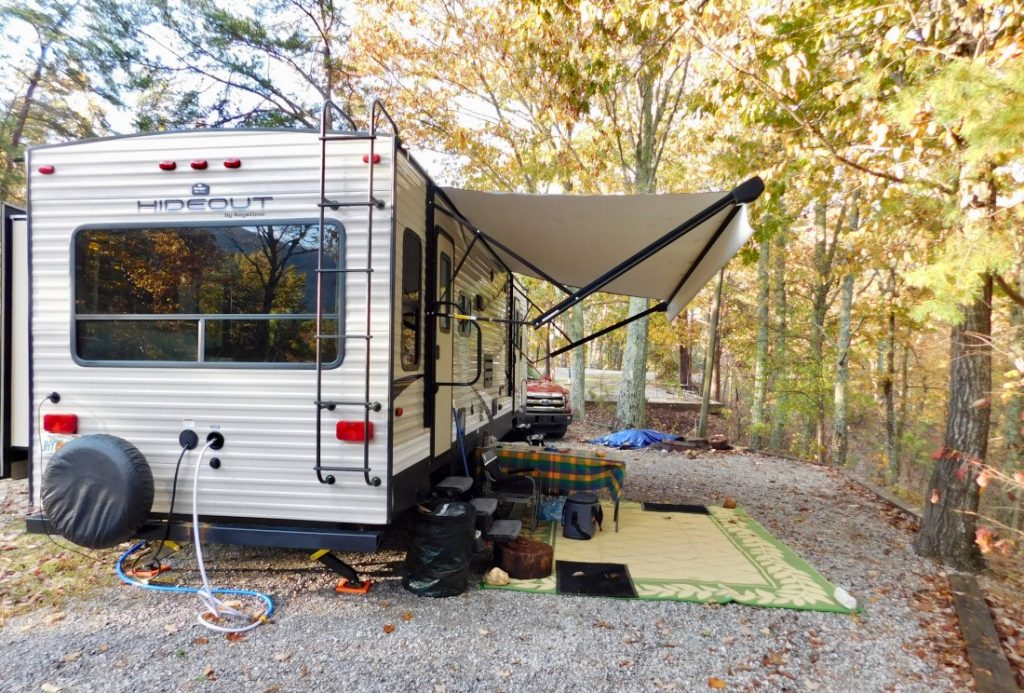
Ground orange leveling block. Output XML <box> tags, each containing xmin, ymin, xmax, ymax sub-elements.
<box><xmin>310</xmin><ymin>550</ymin><xmax>373</xmax><ymax>594</ymax></box>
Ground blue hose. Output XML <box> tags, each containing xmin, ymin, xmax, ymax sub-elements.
<box><xmin>116</xmin><ymin>542</ymin><xmax>275</xmax><ymax>618</ymax></box>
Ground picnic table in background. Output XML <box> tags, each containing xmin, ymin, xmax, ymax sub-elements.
<box><xmin>493</xmin><ymin>444</ymin><xmax>626</xmax><ymax>531</ymax></box>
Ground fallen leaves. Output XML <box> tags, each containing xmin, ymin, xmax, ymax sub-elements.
<box><xmin>401</xmin><ymin>611</ymin><xmax>414</xmax><ymax>622</ymax></box>
<box><xmin>707</xmin><ymin>676</ymin><xmax>727</xmax><ymax>689</ymax></box>
<box><xmin>201</xmin><ymin>664</ymin><xmax>217</xmax><ymax>681</ymax></box>
<box><xmin>192</xmin><ymin>637</ymin><xmax>209</xmax><ymax>645</ymax></box>
<box><xmin>60</xmin><ymin>651</ymin><xmax>82</xmax><ymax>663</ymax></box>
<box><xmin>383</xmin><ymin>623</ymin><xmax>395</xmax><ymax>634</ymax></box>
<box><xmin>225</xmin><ymin>632</ymin><xmax>247</xmax><ymax>643</ymax></box>
<box><xmin>273</xmin><ymin>652</ymin><xmax>292</xmax><ymax>662</ymax></box>
<box><xmin>42</xmin><ymin>612</ymin><xmax>65</xmax><ymax>625</ymax></box>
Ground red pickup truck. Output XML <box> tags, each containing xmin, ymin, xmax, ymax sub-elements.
<box><xmin>518</xmin><ymin>366</ymin><xmax>572</xmax><ymax>439</ymax></box>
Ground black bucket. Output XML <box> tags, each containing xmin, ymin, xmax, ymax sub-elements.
<box><xmin>403</xmin><ymin>500</ymin><xmax>476</xmax><ymax>597</ymax></box>
<box><xmin>562</xmin><ymin>491</ymin><xmax>603</xmax><ymax>540</ymax></box>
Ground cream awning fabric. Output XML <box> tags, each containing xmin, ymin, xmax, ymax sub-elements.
<box><xmin>440</xmin><ymin>186</ymin><xmax>757</xmax><ymax>322</ymax></box>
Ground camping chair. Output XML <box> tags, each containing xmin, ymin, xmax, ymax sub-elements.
<box><xmin>481</xmin><ymin>449</ymin><xmax>540</xmax><ymax>531</ymax></box>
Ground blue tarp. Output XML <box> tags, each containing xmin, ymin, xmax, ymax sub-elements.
<box><xmin>589</xmin><ymin>429</ymin><xmax>680</xmax><ymax>449</ymax></box>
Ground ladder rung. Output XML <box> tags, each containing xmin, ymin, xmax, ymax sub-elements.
<box><xmin>317</xmin><ymin>268</ymin><xmax>373</xmax><ymax>274</ymax></box>
<box><xmin>316</xmin><ymin>334</ymin><xmax>371</xmax><ymax>340</ymax></box>
<box><xmin>315</xmin><ymin>465</ymin><xmax>379</xmax><ymax>473</ymax></box>
<box><xmin>319</xmin><ymin>200</ymin><xmax>378</xmax><ymax>209</ymax></box>
<box><xmin>316</xmin><ymin>400</ymin><xmax>382</xmax><ymax>410</ymax></box>
<box><xmin>319</xmin><ymin>134</ymin><xmax>375</xmax><ymax>142</ymax></box>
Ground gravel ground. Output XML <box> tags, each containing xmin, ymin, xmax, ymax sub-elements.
<box><xmin>0</xmin><ymin>448</ymin><xmax>969</xmax><ymax>692</ymax></box>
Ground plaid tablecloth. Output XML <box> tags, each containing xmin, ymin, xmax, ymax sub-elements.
<box><xmin>494</xmin><ymin>445</ymin><xmax>626</xmax><ymax>529</ymax></box>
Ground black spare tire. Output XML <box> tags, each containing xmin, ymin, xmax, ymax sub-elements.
<box><xmin>41</xmin><ymin>434</ymin><xmax>154</xmax><ymax>549</ymax></box>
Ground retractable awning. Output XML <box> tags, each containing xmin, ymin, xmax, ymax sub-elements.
<box><xmin>441</xmin><ymin>177</ymin><xmax>763</xmax><ymax>326</ymax></box>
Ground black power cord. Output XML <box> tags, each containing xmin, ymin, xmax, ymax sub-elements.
<box><xmin>137</xmin><ymin>431</ymin><xmax>198</xmax><ymax>572</ymax></box>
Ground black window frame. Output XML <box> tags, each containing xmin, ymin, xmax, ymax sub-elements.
<box><xmin>70</xmin><ymin>219</ymin><xmax>345</xmax><ymax>369</ymax></box>
<box><xmin>400</xmin><ymin>228</ymin><xmax>423</xmax><ymax>371</ymax></box>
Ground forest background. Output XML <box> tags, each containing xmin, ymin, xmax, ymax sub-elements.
<box><xmin>2</xmin><ymin>0</ymin><xmax>1022</xmax><ymax>571</ymax></box>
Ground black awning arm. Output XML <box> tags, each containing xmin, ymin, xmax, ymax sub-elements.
<box><xmin>547</xmin><ymin>302</ymin><xmax>668</xmax><ymax>359</ymax></box>
<box><xmin>666</xmin><ymin>205</ymin><xmax>741</xmax><ymax>303</ymax></box>
<box><xmin>531</xmin><ymin>176</ymin><xmax>764</xmax><ymax>328</ymax></box>
<box><xmin>477</xmin><ymin>230</ymin><xmax>573</xmax><ymax>296</ymax></box>
<box><xmin>511</xmin><ymin>281</ymin><xmax>573</xmax><ymax>343</ymax></box>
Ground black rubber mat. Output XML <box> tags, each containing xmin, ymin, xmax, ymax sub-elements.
<box><xmin>642</xmin><ymin>502</ymin><xmax>710</xmax><ymax>514</ymax></box>
<box><xmin>555</xmin><ymin>560</ymin><xmax>637</xmax><ymax>598</ymax></box>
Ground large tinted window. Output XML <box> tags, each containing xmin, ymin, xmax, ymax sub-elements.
<box><xmin>401</xmin><ymin>229</ymin><xmax>422</xmax><ymax>370</ymax></box>
<box><xmin>74</xmin><ymin>222</ymin><xmax>342</xmax><ymax>365</ymax></box>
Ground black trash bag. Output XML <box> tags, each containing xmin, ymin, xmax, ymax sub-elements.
<box><xmin>402</xmin><ymin>500</ymin><xmax>476</xmax><ymax>597</ymax></box>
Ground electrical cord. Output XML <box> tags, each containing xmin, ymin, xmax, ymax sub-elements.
<box><xmin>115</xmin><ymin>441</ymin><xmax>274</xmax><ymax>634</ymax></box>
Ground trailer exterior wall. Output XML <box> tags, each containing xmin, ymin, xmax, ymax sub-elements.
<box><xmin>27</xmin><ymin>130</ymin><xmax>394</xmax><ymax>526</ymax></box>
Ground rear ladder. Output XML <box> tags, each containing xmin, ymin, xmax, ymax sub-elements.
<box><xmin>312</xmin><ymin>100</ymin><xmax>398</xmax><ymax>487</ymax></box>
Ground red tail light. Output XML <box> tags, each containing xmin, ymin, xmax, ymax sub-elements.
<box><xmin>159</xmin><ymin>161</ymin><xmax>176</xmax><ymax>171</ymax></box>
<box><xmin>224</xmin><ymin>158</ymin><xmax>242</xmax><ymax>169</ymax></box>
<box><xmin>38</xmin><ymin>165</ymin><xmax>56</xmax><ymax>175</ymax></box>
<box><xmin>362</xmin><ymin>153</ymin><xmax>381</xmax><ymax>164</ymax></box>
<box><xmin>336</xmin><ymin>421</ymin><xmax>374</xmax><ymax>442</ymax></box>
<box><xmin>43</xmin><ymin>414</ymin><xmax>78</xmax><ymax>434</ymax></box>
<box><xmin>190</xmin><ymin>160</ymin><xmax>208</xmax><ymax>170</ymax></box>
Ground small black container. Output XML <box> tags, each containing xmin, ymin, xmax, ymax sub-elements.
<box><xmin>562</xmin><ymin>491</ymin><xmax>603</xmax><ymax>540</ymax></box>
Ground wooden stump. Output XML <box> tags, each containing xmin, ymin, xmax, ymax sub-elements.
<box><xmin>495</xmin><ymin>537</ymin><xmax>553</xmax><ymax>579</ymax></box>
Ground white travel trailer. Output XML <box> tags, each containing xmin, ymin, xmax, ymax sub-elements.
<box><xmin>9</xmin><ymin>100</ymin><xmax>763</xmax><ymax>552</ymax></box>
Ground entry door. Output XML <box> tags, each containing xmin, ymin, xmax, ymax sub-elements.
<box><xmin>432</xmin><ymin>227</ymin><xmax>455</xmax><ymax>457</ymax></box>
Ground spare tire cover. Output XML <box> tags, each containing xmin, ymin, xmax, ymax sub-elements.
<box><xmin>42</xmin><ymin>434</ymin><xmax>154</xmax><ymax>549</ymax></box>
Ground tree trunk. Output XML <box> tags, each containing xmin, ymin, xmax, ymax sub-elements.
<box><xmin>697</xmin><ymin>271</ymin><xmax>725</xmax><ymax>438</ymax></box>
<box><xmin>615</xmin><ymin>296</ymin><xmax>650</xmax><ymax>429</ymax></box>
<box><xmin>896</xmin><ymin>344</ymin><xmax>910</xmax><ymax>484</ymax></box>
<box><xmin>750</xmin><ymin>237</ymin><xmax>771</xmax><ymax>449</ymax></box>
<box><xmin>913</xmin><ymin>278</ymin><xmax>991</xmax><ymax>571</ymax></box>
<box><xmin>807</xmin><ymin>202</ymin><xmax>831</xmax><ymax>463</ymax></box>
<box><xmin>769</xmin><ymin>230</ymin><xmax>789</xmax><ymax>450</ymax></box>
<box><xmin>830</xmin><ymin>271</ymin><xmax>854</xmax><ymax>466</ymax></box>
<box><xmin>678</xmin><ymin>342</ymin><xmax>691</xmax><ymax>390</ymax></box>
<box><xmin>883</xmin><ymin>267</ymin><xmax>899</xmax><ymax>482</ymax></box>
<box><xmin>569</xmin><ymin>300</ymin><xmax>586</xmax><ymax>419</ymax></box>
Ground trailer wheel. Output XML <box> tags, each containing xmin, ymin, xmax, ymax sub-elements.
<box><xmin>41</xmin><ymin>434</ymin><xmax>154</xmax><ymax>549</ymax></box>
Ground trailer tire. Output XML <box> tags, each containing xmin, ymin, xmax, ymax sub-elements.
<box><xmin>41</xmin><ymin>434</ymin><xmax>154</xmax><ymax>549</ymax></box>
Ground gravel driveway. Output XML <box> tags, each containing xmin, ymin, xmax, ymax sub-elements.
<box><xmin>0</xmin><ymin>449</ymin><xmax>969</xmax><ymax>692</ymax></box>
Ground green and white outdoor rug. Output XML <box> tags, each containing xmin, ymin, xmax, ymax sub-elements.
<box><xmin>484</xmin><ymin>502</ymin><xmax>857</xmax><ymax>613</ymax></box>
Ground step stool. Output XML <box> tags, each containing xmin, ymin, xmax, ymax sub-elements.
<box><xmin>483</xmin><ymin>518</ymin><xmax>521</xmax><ymax>544</ymax></box>
<box><xmin>434</xmin><ymin>476</ymin><xmax>473</xmax><ymax>499</ymax></box>
<box><xmin>470</xmin><ymin>496</ymin><xmax>498</xmax><ymax>532</ymax></box>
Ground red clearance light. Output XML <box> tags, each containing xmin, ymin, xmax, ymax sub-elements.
<box><xmin>336</xmin><ymin>421</ymin><xmax>374</xmax><ymax>442</ymax></box>
<box><xmin>190</xmin><ymin>160</ymin><xmax>208</xmax><ymax>170</ymax></box>
<box><xmin>38</xmin><ymin>165</ymin><xmax>55</xmax><ymax>175</ymax></box>
<box><xmin>159</xmin><ymin>161</ymin><xmax>177</xmax><ymax>171</ymax></box>
<box><xmin>394</xmin><ymin>407</ymin><xmax>404</xmax><ymax>417</ymax></box>
<box><xmin>224</xmin><ymin>158</ymin><xmax>242</xmax><ymax>169</ymax></box>
<box><xmin>43</xmin><ymin>414</ymin><xmax>78</xmax><ymax>435</ymax></box>
<box><xmin>362</xmin><ymin>153</ymin><xmax>381</xmax><ymax>164</ymax></box>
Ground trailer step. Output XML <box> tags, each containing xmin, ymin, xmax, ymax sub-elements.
<box><xmin>434</xmin><ymin>476</ymin><xmax>473</xmax><ymax>497</ymax></box>
<box><xmin>470</xmin><ymin>497</ymin><xmax>498</xmax><ymax>532</ymax></box>
<box><xmin>483</xmin><ymin>519</ymin><xmax>521</xmax><ymax>544</ymax></box>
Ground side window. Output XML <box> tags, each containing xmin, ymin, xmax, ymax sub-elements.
<box><xmin>73</xmin><ymin>222</ymin><xmax>342</xmax><ymax>366</ymax></box>
<box><xmin>401</xmin><ymin>229</ymin><xmax>422</xmax><ymax>370</ymax></box>
<box><xmin>458</xmin><ymin>292</ymin><xmax>470</xmax><ymax>336</ymax></box>
<box><xmin>439</xmin><ymin>251</ymin><xmax>452</xmax><ymax>333</ymax></box>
